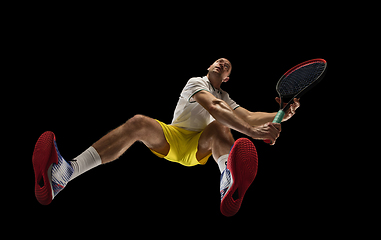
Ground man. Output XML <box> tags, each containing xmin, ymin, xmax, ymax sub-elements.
<box><xmin>32</xmin><ymin>58</ymin><xmax>300</xmax><ymax>216</ymax></box>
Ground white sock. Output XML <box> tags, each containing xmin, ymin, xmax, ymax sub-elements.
<box><xmin>70</xmin><ymin>146</ymin><xmax>102</xmax><ymax>181</ymax></box>
<box><xmin>217</xmin><ymin>154</ymin><xmax>229</xmax><ymax>173</ymax></box>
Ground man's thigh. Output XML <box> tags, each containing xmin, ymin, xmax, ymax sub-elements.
<box><xmin>135</xmin><ymin>115</ymin><xmax>170</xmax><ymax>156</ymax></box>
<box><xmin>196</xmin><ymin>121</ymin><xmax>234</xmax><ymax>161</ymax></box>
<box><xmin>196</xmin><ymin>121</ymin><xmax>223</xmax><ymax>161</ymax></box>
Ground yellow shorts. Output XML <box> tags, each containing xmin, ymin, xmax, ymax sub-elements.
<box><xmin>150</xmin><ymin>120</ymin><xmax>212</xmax><ymax>167</ymax></box>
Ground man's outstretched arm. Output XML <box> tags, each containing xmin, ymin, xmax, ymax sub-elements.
<box><xmin>193</xmin><ymin>90</ymin><xmax>281</xmax><ymax>144</ymax></box>
<box><xmin>234</xmin><ymin>107</ymin><xmax>277</xmax><ymax>127</ymax></box>
<box><xmin>234</xmin><ymin>97</ymin><xmax>301</xmax><ymax>127</ymax></box>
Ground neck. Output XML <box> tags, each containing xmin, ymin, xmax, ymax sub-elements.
<box><xmin>206</xmin><ymin>73</ymin><xmax>222</xmax><ymax>90</ymax></box>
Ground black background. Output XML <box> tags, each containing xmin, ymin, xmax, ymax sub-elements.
<box><xmin>8</xmin><ymin>3</ymin><xmax>359</xmax><ymax>238</ymax></box>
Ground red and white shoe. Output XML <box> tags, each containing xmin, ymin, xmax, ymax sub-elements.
<box><xmin>220</xmin><ymin>138</ymin><xmax>258</xmax><ymax>217</ymax></box>
<box><xmin>32</xmin><ymin>131</ymin><xmax>73</xmax><ymax>205</ymax></box>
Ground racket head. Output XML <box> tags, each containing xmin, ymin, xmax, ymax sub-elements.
<box><xmin>276</xmin><ymin>58</ymin><xmax>327</xmax><ymax>107</ymax></box>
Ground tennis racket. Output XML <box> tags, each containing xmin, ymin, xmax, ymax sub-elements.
<box><xmin>264</xmin><ymin>58</ymin><xmax>327</xmax><ymax>144</ymax></box>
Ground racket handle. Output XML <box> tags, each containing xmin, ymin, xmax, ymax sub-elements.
<box><xmin>272</xmin><ymin>110</ymin><xmax>285</xmax><ymax>124</ymax></box>
<box><xmin>263</xmin><ymin>110</ymin><xmax>285</xmax><ymax>144</ymax></box>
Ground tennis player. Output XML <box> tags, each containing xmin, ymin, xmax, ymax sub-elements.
<box><xmin>32</xmin><ymin>58</ymin><xmax>300</xmax><ymax>216</ymax></box>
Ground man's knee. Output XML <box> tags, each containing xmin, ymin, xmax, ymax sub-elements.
<box><xmin>124</xmin><ymin>114</ymin><xmax>151</xmax><ymax>136</ymax></box>
<box><xmin>209</xmin><ymin>121</ymin><xmax>231</xmax><ymax>135</ymax></box>
<box><xmin>127</xmin><ymin>114</ymin><xmax>147</xmax><ymax>126</ymax></box>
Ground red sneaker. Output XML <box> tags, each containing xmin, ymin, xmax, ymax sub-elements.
<box><xmin>32</xmin><ymin>131</ymin><xmax>57</xmax><ymax>205</ymax></box>
<box><xmin>220</xmin><ymin>138</ymin><xmax>258</xmax><ymax>217</ymax></box>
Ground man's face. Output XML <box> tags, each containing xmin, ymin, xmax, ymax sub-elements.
<box><xmin>208</xmin><ymin>58</ymin><xmax>232</xmax><ymax>82</ymax></box>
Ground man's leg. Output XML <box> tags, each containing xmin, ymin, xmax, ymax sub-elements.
<box><xmin>93</xmin><ymin>114</ymin><xmax>170</xmax><ymax>164</ymax></box>
<box><xmin>71</xmin><ymin>114</ymin><xmax>169</xmax><ymax>179</ymax></box>
<box><xmin>196</xmin><ymin>120</ymin><xmax>235</xmax><ymax>163</ymax></box>
<box><xmin>33</xmin><ymin>114</ymin><xmax>169</xmax><ymax>205</ymax></box>
<box><xmin>196</xmin><ymin>120</ymin><xmax>258</xmax><ymax>217</ymax></box>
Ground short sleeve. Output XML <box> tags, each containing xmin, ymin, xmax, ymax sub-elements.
<box><xmin>183</xmin><ymin>77</ymin><xmax>211</xmax><ymax>103</ymax></box>
<box><xmin>222</xmin><ymin>91</ymin><xmax>240</xmax><ymax>110</ymax></box>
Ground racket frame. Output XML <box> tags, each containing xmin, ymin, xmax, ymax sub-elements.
<box><xmin>264</xmin><ymin>58</ymin><xmax>327</xmax><ymax>144</ymax></box>
<box><xmin>275</xmin><ymin>58</ymin><xmax>327</xmax><ymax>116</ymax></box>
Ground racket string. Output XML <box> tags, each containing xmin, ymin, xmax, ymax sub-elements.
<box><xmin>278</xmin><ymin>63</ymin><xmax>325</xmax><ymax>96</ymax></box>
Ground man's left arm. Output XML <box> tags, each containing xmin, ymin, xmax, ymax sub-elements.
<box><xmin>235</xmin><ymin>98</ymin><xmax>300</xmax><ymax>127</ymax></box>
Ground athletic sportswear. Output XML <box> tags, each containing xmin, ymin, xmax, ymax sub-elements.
<box><xmin>70</xmin><ymin>146</ymin><xmax>102</xmax><ymax>180</ymax></box>
<box><xmin>150</xmin><ymin>120</ymin><xmax>212</xmax><ymax>166</ymax></box>
<box><xmin>171</xmin><ymin>76</ymin><xmax>239</xmax><ymax>132</ymax></box>
<box><xmin>32</xmin><ymin>131</ymin><xmax>73</xmax><ymax>205</ymax></box>
<box><xmin>217</xmin><ymin>154</ymin><xmax>229</xmax><ymax>173</ymax></box>
<box><xmin>220</xmin><ymin>138</ymin><xmax>258</xmax><ymax>217</ymax></box>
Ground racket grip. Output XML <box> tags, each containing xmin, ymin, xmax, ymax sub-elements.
<box><xmin>263</xmin><ymin>110</ymin><xmax>285</xmax><ymax>144</ymax></box>
<box><xmin>272</xmin><ymin>110</ymin><xmax>285</xmax><ymax>123</ymax></box>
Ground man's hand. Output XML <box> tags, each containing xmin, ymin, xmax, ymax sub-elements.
<box><xmin>275</xmin><ymin>97</ymin><xmax>300</xmax><ymax>122</ymax></box>
<box><xmin>250</xmin><ymin>122</ymin><xmax>281</xmax><ymax>145</ymax></box>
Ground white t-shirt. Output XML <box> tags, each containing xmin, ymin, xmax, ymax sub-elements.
<box><xmin>171</xmin><ymin>76</ymin><xmax>240</xmax><ymax>132</ymax></box>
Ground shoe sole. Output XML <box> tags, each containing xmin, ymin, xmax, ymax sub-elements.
<box><xmin>220</xmin><ymin>138</ymin><xmax>258</xmax><ymax>217</ymax></box>
<box><xmin>32</xmin><ymin>131</ymin><xmax>57</xmax><ymax>205</ymax></box>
